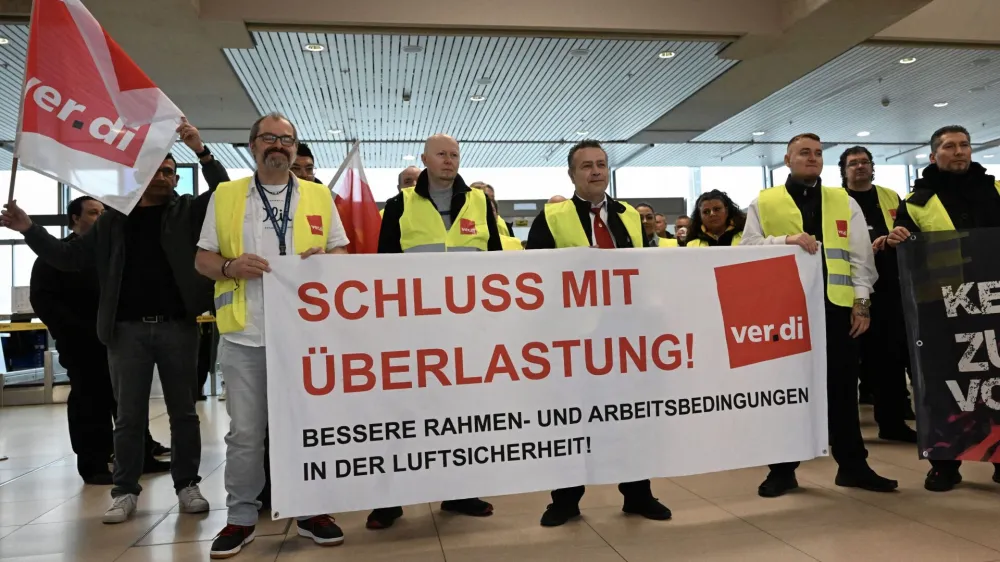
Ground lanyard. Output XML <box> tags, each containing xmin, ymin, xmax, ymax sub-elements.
<box><xmin>254</xmin><ymin>173</ymin><xmax>293</xmax><ymax>256</ymax></box>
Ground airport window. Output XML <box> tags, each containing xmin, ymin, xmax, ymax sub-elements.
<box><xmin>700</xmin><ymin>166</ymin><xmax>765</xmax><ymax>210</ymax></box>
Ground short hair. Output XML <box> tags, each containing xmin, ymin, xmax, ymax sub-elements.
<box><xmin>930</xmin><ymin>125</ymin><xmax>971</xmax><ymax>153</ymax></box>
<box><xmin>676</xmin><ymin>215</ymin><xmax>690</xmax><ymax>221</ymax></box>
<box><xmin>787</xmin><ymin>133</ymin><xmax>821</xmax><ymax>149</ymax></box>
<box><xmin>68</xmin><ymin>195</ymin><xmax>96</xmax><ymax>227</ymax></box>
<box><xmin>568</xmin><ymin>140</ymin><xmax>608</xmax><ymax>169</ymax></box>
<box><xmin>838</xmin><ymin>146</ymin><xmax>874</xmax><ymax>187</ymax></box>
<box><xmin>654</xmin><ymin>213</ymin><xmax>665</xmax><ymax>219</ymax></box>
<box><xmin>249</xmin><ymin>111</ymin><xmax>298</xmax><ymax>145</ymax></box>
<box><xmin>162</xmin><ymin>152</ymin><xmax>176</xmax><ymax>168</ymax></box>
<box><xmin>634</xmin><ymin>202</ymin><xmax>655</xmax><ymax>213</ymax></box>
<box><xmin>296</xmin><ymin>142</ymin><xmax>314</xmax><ymax>161</ymax></box>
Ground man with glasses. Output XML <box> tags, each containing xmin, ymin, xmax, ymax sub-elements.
<box><xmin>839</xmin><ymin>147</ymin><xmax>917</xmax><ymax>444</ymax></box>
<box><xmin>291</xmin><ymin>142</ymin><xmax>320</xmax><ymax>184</ymax></box>
<box><xmin>1</xmin><ymin>119</ymin><xmax>224</xmax><ymax>523</ymax></box>
<box><xmin>196</xmin><ymin>112</ymin><xmax>350</xmax><ymax>558</ymax></box>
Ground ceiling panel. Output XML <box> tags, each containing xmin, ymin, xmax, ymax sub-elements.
<box><xmin>695</xmin><ymin>44</ymin><xmax>1000</xmax><ymax>165</ymax></box>
<box><xmin>0</xmin><ymin>25</ymin><xmax>28</xmax><ymax>149</ymax></box>
<box><xmin>225</xmin><ymin>32</ymin><xmax>735</xmax><ymax>167</ymax></box>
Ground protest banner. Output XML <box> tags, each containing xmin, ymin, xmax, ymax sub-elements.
<box><xmin>263</xmin><ymin>246</ymin><xmax>829</xmax><ymax>519</ymax></box>
<box><xmin>898</xmin><ymin>228</ymin><xmax>1000</xmax><ymax>462</ymax></box>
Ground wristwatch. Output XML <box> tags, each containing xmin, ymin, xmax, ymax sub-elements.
<box><xmin>195</xmin><ymin>145</ymin><xmax>212</xmax><ymax>159</ymax></box>
<box><xmin>854</xmin><ymin>298</ymin><xmax>871</xmax><ymax>309</ymax></box>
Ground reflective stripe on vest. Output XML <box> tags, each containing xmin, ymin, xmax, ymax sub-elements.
<box><xmin>758</xmin><ymin>185</ymin><xmax>854</xmax><ymax>307</ymax></box>
<box><xmin>686</xmin><ymin>231</ymin><xmax>743</xmax><ymax>247</ymax></box>
<box><xmin>398</xmin><ymin>187</ymin><xmax>490</xmax><ymax>252</ymax></box>
<box><xmin>544</xmin><ymin>199</ymin><xmax>643</xmax><ymax>248</ymax></box>
<box><xmin>875</xmin><ymin>186</ymin><xmax>900</xmax><ymax>231</ymax></box>
<box><xmin>212</xmin><ymin>176</ymin><xmax>333</xmax><ymax>334</ymax></box>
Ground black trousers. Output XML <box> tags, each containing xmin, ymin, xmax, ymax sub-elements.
<box><xmin>65</xmin><ymin>358</ymin><xmax>116</xmax><ymax>477</ymax></box>
<box><xmin>770</xmin><ymin>305</ymin><xmax>868</xmax><ymax>476</ymax></box>
<box><xmin>858</xmin><ymin>293</ymin><xmax>911</xmax><ymax>429</ymax></box>
<box><xmin>195</xmin><ymin>321</ymin><xmax>218</xmax><ymax>398</ymax></box>
<box><xmin>257</xmin><ymin>430</ymin><xmax>271</xmax><ymax>506</ymax></box>
<box><xmin>551</xmin><ymin>479</ymin><xmax>652</xmax><ymax>507</ymax></box>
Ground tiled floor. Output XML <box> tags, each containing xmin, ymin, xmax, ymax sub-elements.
<box><xmin>1</xmin><ymin>400</ymin><xmax>999</xmax><ymax>561</ymax></box>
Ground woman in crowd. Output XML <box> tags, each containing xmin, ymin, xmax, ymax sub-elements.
<box><xmin>685</xmin><ymin>189</ymin><xmax>746</xmax><ymax>247</ymax></box>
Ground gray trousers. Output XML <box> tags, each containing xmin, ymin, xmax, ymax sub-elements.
<box><xmin>220</xmin><ymin>339</ymin><xmax>311</xmax><ymax>525</ymax></box>
<box><xmin>107</xmin><ymin>321</ymin><xmax>202</xmax><ymax>497</ymax></box>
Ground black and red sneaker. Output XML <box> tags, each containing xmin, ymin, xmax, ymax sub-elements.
<box><xmin>366</xmin><ymin>506</ymin><xmax>404</xmax><ymax>530</ymax></box>
<box><xmin>296</xmin><ymin>515</ymin><xmax>345</xmax><ymax>546</ymax></box>
<box><xmin>440</xmin><ymin>498</ymin><xmax>494</xmax><ymax>517</ymax></box>
<box><xmin>210</xmin><ymin>524</ymin><xmax>255</xmax><ymax>559</ymax></box>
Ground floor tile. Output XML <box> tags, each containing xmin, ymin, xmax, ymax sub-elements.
<box><xmin>0</xmin><ymin>498</ymin><xmax>67</xmax><ymax>527</ymax></box>
<box><xmin>118</xmin><ymin>535</ymin><xmax>284</xmax><ymax>562</ymax></box>
<box><xmin>136</xmin><ymin>510</ymin><xmax>290</xmax><ymax>546</ymax></box>
<box><xmin>709</xmin><ymin>486</ymin><xmax>903</xmax><ymax>533</ymax></box>
<box><xmin>0</xmin><ymin>526</ymin><xmax>20</xmax><ymax>540</ymax></box>
<box><xmin>612</xmin><ymin>530</ymin><xmax>818</xmax><ymax>561</ymax></box>
<box><xmin>0</xmin><ymin>514</ymin><xmax>162</xmax><ymax>560</ymax></box>
<box><xmin>445</xmin><ymin>543</ymin><xmax>624</xmax><ymax>562</ymax></box>
<box><xmin>583</xmin><ymin>498</ymin><xmax>755</xmax><ymax>546</ymax></box>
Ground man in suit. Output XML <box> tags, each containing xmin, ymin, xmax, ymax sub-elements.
<box><xmin>526</xmin><ymin>140</ymin><xmax>672</xmax><ymax>527</ymax></box>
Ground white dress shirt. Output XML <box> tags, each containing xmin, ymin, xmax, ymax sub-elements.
<box><xmin>741</xmin><ymin>190</ymin><xmax>877</xmax><ymax>299</ymax></box>
<box><xmin>574</xmin><ymin>194</ymin><xmax>616</xmax><ymax>248</ymax></box>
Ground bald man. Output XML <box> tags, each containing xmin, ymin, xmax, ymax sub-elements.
<box><xmin>397</xmin><ymin>166</ymin><xmax>420</xmax><ymax>192</ymax></box>
<box><xmin>547</xmin><ymin>195</ymin><xmax>567</xmax><ymax>204</ymax></box>
<box><xmin>374</xmin><ymin>136</ymin><xmax>501</xmax><ymax>526</ymax></box>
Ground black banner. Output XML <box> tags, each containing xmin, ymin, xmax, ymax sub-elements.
<box><xmin>898</xmin><ymin>228</ymin><xmax>1000</xmax><ymax>462</ymax></box>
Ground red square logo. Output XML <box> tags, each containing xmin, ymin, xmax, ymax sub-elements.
<box><xmin>836</xmin><ymin>220</ymin><xmax>848</xmax><ymax>238</ymax></box>
<box><xmin>889</xmin><ymin>208</ymin><xmax>897</xmax><ymax>220</ymax></box>
<box><xmin>714</xmin><ymin>255</ymin><xmax>811</xmax><ymax>369</ymax></box>
<box><xmin>460</xmin><ymin>218</ymin><xmax>477</xmax><ymax>235</ymax></box>
<box><xmin>306</xmin><ymin>215</ymin><xmax>324</xmax><ymax>236</ymax></box>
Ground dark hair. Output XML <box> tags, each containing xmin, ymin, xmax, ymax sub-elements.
<box><xmin>67</xmin><ymin>195</ymin><xmax>97</xmax><ymax>227</ymax></box>
<box><xmin>787</xmin><ymin>133</ymin><xmax>821</xmax><ymax>148</ymax></box>
<box><xmin>930</xmin><ymin>125</ymin><xmax>971</xmax><ymax>153</ymax></box>
<box><xmin>163</xmin><ymin>152</ymin><xmax>176</xmax><ymax>168</ymax></box>
<box><xmin>568</xmin><ymin>140</ymin><xmax>608</xmax><ymax>169</ymax></box>
<box><xmin>634</xmin><ymin>202</ymin><xmax>655</xmax><ymax>214</ymax></box>
<box><xmin>838</xmin><ymin>146</ymin><xmax>874</xmax><ymax>188</ymax></box>
<box><xmin>249</xmin><ymin>111</ymin><xmax>298</xmax><ymax>146</ymax></box>
<box><xmin>297</xmin><ymin>142</ymin><xmax>314</xmax><ymax>161</ymax></box>
<box><xmin>654</xmin><ymin>213</ymin><xmax>665</xmax><ymax>219</ymax></box>
<box><xmin>688</xmin><ymin>190</ymin><xmax>745</xmax><ymax>239</ymax></box>
<box><xmin>677</xmin><ymin>215</ymin><xmax>690</xmax><ymax>221</ymax></box>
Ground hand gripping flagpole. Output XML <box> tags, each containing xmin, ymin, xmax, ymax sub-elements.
<box><xmin>6</xmin><ymin>157</ymin><xmax>17</xmax><ymax>205</ymax></box>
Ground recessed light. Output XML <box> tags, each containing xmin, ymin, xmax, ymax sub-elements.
<box><xmin>402</xmin><ymin>45</ymin><xmax>424</xmax><ymax>54</ymax></box>
<box><xmin>568</xmin><ymin>48</ymin><xmax>590</xmax><ymax>57</ymax></box>
<box><xmin>469</xmin><ymin>94</ymin><xmax>486</xmax><ymax>102</ymax></box>
<box><xmin>916</xmin><ymin>154</ymin><xmax>927</xmax><ymax>159</ymax></box>
<box><xmin>328</xmin><ymin>129</ymin><xmax>342</xmax><ymax>135</ymax></box>
<box><xmin>657</xmin><ymin>51</ymin><xmax>676</xmax><ymax>59</ymax></box>
<box><xmin>0</xmin><ymin>38</ymin><xmax>9</xmax><ymax>45</ymax></box>
<box><xmin>402</xmin><ymin>155</ymin><xmax>415</xmax><ymax>161</ymax></box>
<box><xmin>899</xmin><ymin>57</ymin><xmax>917</xmax><ymax>65</ymax></box>
<box><xmin>303</xmin><ymin>44</ymin><xmax>325</xmax><ymax>52</ymax></box>
<box><xmin>752</xmin><ymin>131</ymin><xmax>766</xmax><ymax>136</ymax></box>
<box><xmin>970</xmin><ymin>86</ymin><xmax>987</xmax><ymax>93</ymax></box>
<box><xmin>576</xmin><ymin>130</ymin><xmax>589</xmax><ymax>136</ymax></box>
<box><xmin>476</xmin><ymin>77</ymin><xmax>493</xmax><ymax>85</ymax></box>
<box><xmin>933</xmin><ymin>102</ymin><xmax>949</xmax><ymax>108</ymax></box>
<box><xmin>856</xmin><ymin>131</ymin><xmax>871</xmax><ymax>137</ymax></box>
<box><xmin>985</xmin><ymin>154</ymin><xmax>995</xmax><ymax>158</ymax></box>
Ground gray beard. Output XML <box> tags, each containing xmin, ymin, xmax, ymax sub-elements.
<box><xmin>265</xmin><ymin>154</ymin><xmax>289</xmax><ymax>170</ymax></box>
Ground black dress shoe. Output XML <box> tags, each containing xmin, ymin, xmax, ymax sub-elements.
<box><xmin>835</xmin><ymin>468</ymin><xmax>898</xmax><ymax>492</ymax></box>
<box><xmin>366</xmin><ymin>506</ymin><xmax>404</xmax><ymax>530</ymax></box>
<box><xmin>878</xmin><ymin>425</ymin><xmax>918</xmax><ymax>443</ymax></box>
<box><xmin>441</xmin><ymin>498</ymin><xmax>494</xmax><ymax>517</ymax></box>
<box><xmin>622</xmin><ymin>497</ymin><xmax>671</xmax><ymax>520</ymax></box>
<box><xmin>143</xmin><ymin>458</ymin><xmax>171</xmax><ymax>474</ymax></box>
<box><xmin>925</xmin><ymin>468</ymin><xmax>962</xmax><ymax>492</ymax></box>
<box><xmin>151</xmin><ymin>444</ymin><xmax>171</xmax><ymax>457</ymax></box>
<box><xmin>902</xmin><ymin>404</ymin><xmax>916</xmax><ymax>421</ymax></box>
<box><xmin>82</xmin><ymin>472</ymin><xmax>113</xmax><ymax>486</ymax></box>
<box><xmin>758</xmin><ymin>473</ymin><xmax>798</xmax><ymax>498</ymax></box>
<box><xmin>540</xmin><ymin>503</ymin><xmax>581</xmax><ymax>527</ymax></box>
<box><xmin>993</xmin><ymin>464</ymin><xmax>1000</xmax><ymax>485</ymax></box>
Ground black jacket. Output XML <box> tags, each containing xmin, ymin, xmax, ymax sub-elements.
<box><xmin>29</xmin><ymin>233</ymin><xmax>104</xmax><ymax>367</ymax></box>
<box><xmin>22</xmin><ymin>158</ymin><xmax>229</xmax><ymax>345</ymax></box>
<box><xmin>378</xmin><ymin>170</ymin><xmax>502</xmax><ymax>253</ymax></box>
<box><xmin>526</xmin><ymin>195</ymin><xmax>639</xmax><ymax>249</ymax></box>
<box><xmin>894</xmin><ymin>163</ymin><xmax>1000</xmax><ymax>232</ymax></box>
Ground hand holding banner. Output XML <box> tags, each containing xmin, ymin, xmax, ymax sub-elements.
<box><xmin>263</xmin><ymin>247</ymin><xmax>829</xmax><ymax>518</ymax></box>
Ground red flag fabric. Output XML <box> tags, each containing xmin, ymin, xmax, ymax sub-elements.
<box><xmin>13</xmin><ymin>0</ymin><xmax>183</xmax><ymax>215</ymax></box>
<box><xmin>330</xmin><ymin>143</ymin><xmax>382</xmax><ymax>254</ymax></box>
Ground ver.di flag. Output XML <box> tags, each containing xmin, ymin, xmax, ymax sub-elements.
<box><xmin>329</xmin><ymin>142</ymin><xmax>381</xmax><ymax>254</ymax></box>
<box><xmin>13</xmin><ymin>0</ymin><xmax>183</xmax><ymax>215</ymax></box>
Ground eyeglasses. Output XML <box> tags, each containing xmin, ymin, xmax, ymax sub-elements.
<box><xmin>155</xmin><ymin>167</ymin><xmax>176</xmax><ymax>177</ymax></box>
<box><xmin>255</xmin><ymin>133</ymin><xmax>297</xmax><ymax>147</ymax></box>
<box><xmin>847</xmin><ymin>159</ymin><xmax>872</xmax><ymax>168</ymax></box>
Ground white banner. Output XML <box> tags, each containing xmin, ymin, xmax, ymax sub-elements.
<box><xmin>264</xmin><ymin>246</ymin><xmax>828</xmax><ymax>519</ymax></box>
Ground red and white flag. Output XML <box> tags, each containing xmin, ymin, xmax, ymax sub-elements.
<box><xmin>329</xmin><ymin>142</ymin><xmax>381</xmax><ymax>254</ymax></box>
<box><xmin>14</xmin><ymin>0</ymin><xmax>183</xmax><ymax>215</ymax></box>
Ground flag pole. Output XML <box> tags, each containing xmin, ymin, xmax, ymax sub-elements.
<box><xmin>6</xmin><ymin>157</ymin><xmax>17</xmax><ymax>204</ymax></box>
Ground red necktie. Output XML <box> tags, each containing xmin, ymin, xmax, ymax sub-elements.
<box><xmin>591</xmin><ymin>206</ymin><xmax>615</xmax><ymax>249</ymax></box>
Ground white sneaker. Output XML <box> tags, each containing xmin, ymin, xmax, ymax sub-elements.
<box><xmin>178</xmin><ymin>484</ymin><xmax>210</xmax><ymax>513</ymax></box>
<box><xmin>103</xmin><ymin>494</ymin><xmax>138</xmax><ymax>524</ymax></box>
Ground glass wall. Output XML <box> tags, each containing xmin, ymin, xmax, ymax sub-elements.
<box><xmin>701</xmin><ymin>167</ymin><xmax>765</xmax><ymax>209</ymax></box>
<box><xmin>1</xmin><ymin>170</ymin><xmax>61</xmax><ymax>316</ymax></box>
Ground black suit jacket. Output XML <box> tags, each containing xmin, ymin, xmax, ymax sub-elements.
<box><xmin>526</xmin><ymin>195</ymin><xmax>638</xmax><ymax>249</ymax></box>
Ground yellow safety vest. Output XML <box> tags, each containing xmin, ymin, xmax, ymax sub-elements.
<box><xmin>758</xmin><ymin>185</ymin><xmax>854</xmax><ymax>307</ymax></box>
<box><xmin>398</xmin><ymin>187</ymin><xmax>490</xmax><ymax>252</ymax></box>
<box><xmin>873</xmin><ymin>186</ymin><xmax>900</xmax><ymax>231</ymax></box>
<box><xmin>379</xmin><ymin>208</ymin><xmax>385</xmax><ymax>218</ymax></box>
<box><xmin>686</xmin><ymin>230</ymin><xmax>743</xmax><ymax>247</ymax></box>
<box><xmin>905</xmin><ymin>182</ymin><xmax>1000</xmax><ymax>231</ymax></box>
<box><xmin>501</xmin><ymin>236</ymin><xmax>524</xmax><ymax>250</ymax></box>
<box><xmin>658</xmin><ymin>238</ymin><xmax>679</xmax><ymax>248</ymax></box>
<box><xmin>497</xmin><ymin>216</ymin><xmax>511</xmax><ymax>237</ymax></box>
<box><xmin>545</xmin><ymin>199</ymin><xmax>643</xmax><ymax>248</ymax></box>
<box><xmin>213</xmin><ymin>176</ymin><xmax>333</xmax><ymax>334</ymax></box>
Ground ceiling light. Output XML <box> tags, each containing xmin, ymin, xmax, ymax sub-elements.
<box><xmin>576</xmin><ymin>130</ymin><xmax>589</xmax><ymax>136</ymax></box>
<box><xmin>476</xmin><ymin>77</ymin><xmax>493</xmax><ymax>85</ymax></box>
<box><xmin>916</xmin><ymin>154</ymin><xmax>927</xmax><ymax>159</ymax></box>
<box><xmin>985</xmin><ymin>154</ymin><xmax>995</xmax><ymax>158</ymax></box>
<box><xmin>657</xmin><ymin>51</ymin><xmax>676</xmax><ymax>59</ymax></box>
<box><xmin>303</xmin><ymin>44</ymin><xmax>325</xmax><ymax>52</ymax></box>
<box><xmin>856</xmin><ymin>131</ymin><xmax>871</xmax><ymax>137</ymax></box>
<box><xmin>568</xmin><ymin>48</ymin><xmax>590</xmax><ymax>57</ymax></box>
<box><xmin>0</xmin><ymin>38</ymin><xmax>9</xmax><ymax>45</ymax></box>
<box><xmin>402</xmin><ymin>45</ymin><xmax>424</xmax><ymax>54</ymax></box>
<box><xmin>752</xmin><ymin>131</ymin><xmax>766</xmax><ymax>136</ymax></box>
<box><xmin>328</xmin><ymin>129</ymin><xmax>342</xmax><ymax>135</ymax></box>
<box><xmin>933</xmin><ymin>102</ymin><xmax>949</xmax><ymax>108</ymax></box>
<box><xmin>469</xmin><ymin>94</ymin><xmax>486</xmax><ymax>102</ymax></box>
<box><xmin>970</xmin><ymin>86</ymin><xmax>987</xmax><ymax>93</ymax></box>
<box><xmin>899</xmin><ymin>57</ymin><xmax>917</xmax><ymax>65</ymax></box>
<box><xmin>402</xmin><ymin>155</ymin><xmax>415</xmax><ymax>161</ymax></box>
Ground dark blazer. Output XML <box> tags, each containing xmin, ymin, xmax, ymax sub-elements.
<box><xmin>526</xmin><ymin>195</ymin><xmax>638</xmax><ymax>249</ymax></box>
<box><xmin>378</xmin><ymin>169</ymin><xmax>503</xmax><ymax>253</ymax></box>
